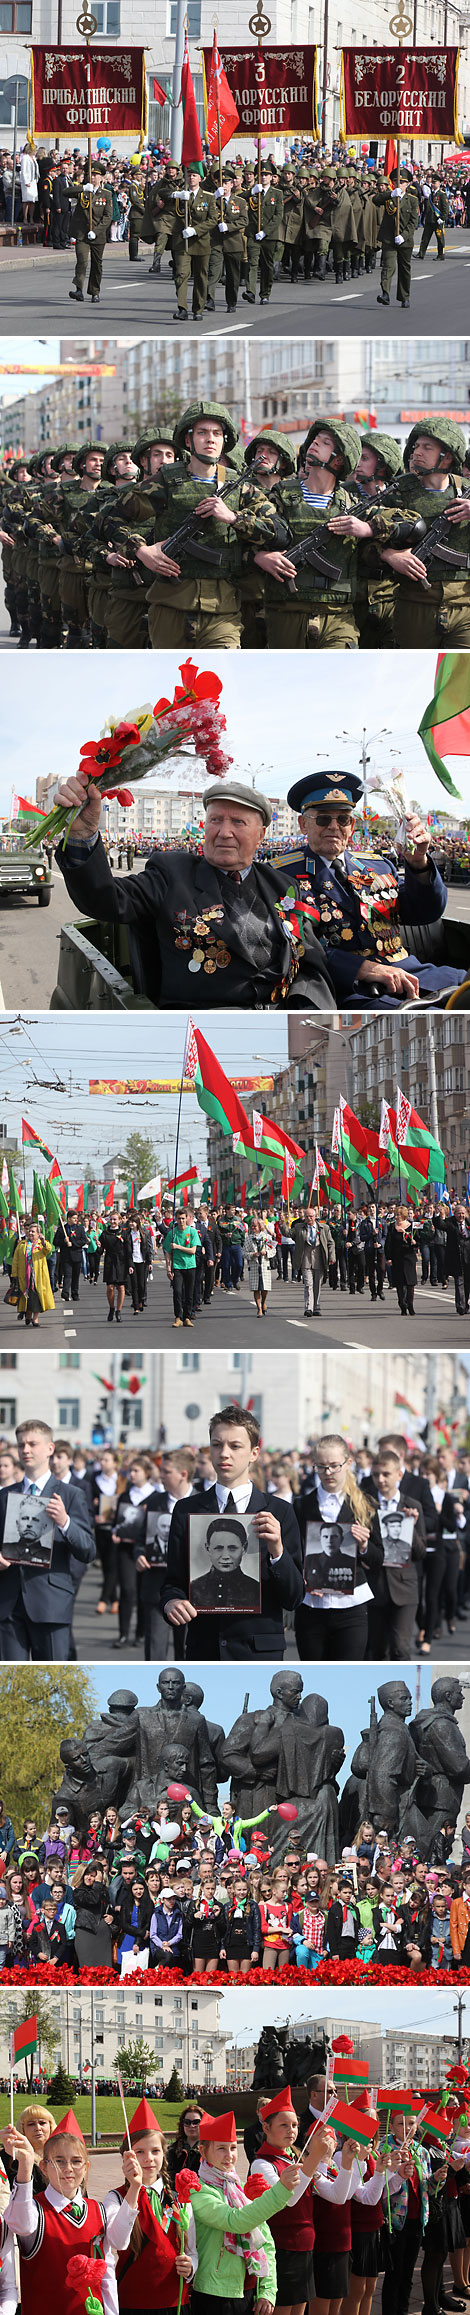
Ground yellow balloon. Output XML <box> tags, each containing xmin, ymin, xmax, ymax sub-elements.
<box><xmin>129</xmin><ymin>153</ymin><xmax>141</xmax><ymax>168</ymax></box>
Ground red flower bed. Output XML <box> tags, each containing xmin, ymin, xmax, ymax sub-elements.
<box><xmin>3</xmin><ymin>1963</ymin><xmax>470</xmax><ymax>1987</ymax></box>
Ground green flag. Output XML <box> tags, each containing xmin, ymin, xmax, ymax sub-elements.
<box><xmin>418</xmin><ymin>652</ymin><xmax>469</xmax><ymax>797</ymax></box>
<box><xmin>8</xmin><ymin>1166</ymin><xmax>21</xmax><ymax>1217</ymax></box>
<box><xmin>45</xmin><ymin>1177</ymin><xmax>63</xmax><ymax>1230</ymax></box>
<box><xmin>32</xmin><ymin>1171</ymin><xmax>46</xmax><ymax>1217</ymax></box>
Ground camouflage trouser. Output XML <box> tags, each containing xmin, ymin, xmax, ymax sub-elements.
<box><xmin>240</xmin><ymin>582</ymin><xmax>267</xmax><ymax>649</ymax></box>
<box><xmin>147</xmin><ymin>573</ymin><xmax>241</xmax><ymax>649</ymax></box>
<box><xmin>265</xmin><ymin>601</ymin><xmax>359</xmax><ymax>649</ymax></box>
<box><xmin>104</xmin><ymin>581</ymin><xmax>150</xmax><ymax>649</ymax></box>
<box><xmin>74</xmin><ymin>234</ymin><xmax>106</xmax><ymax>296</ymax></box>
<box><xmin>380</xmin><ymin>239</ymin><xmax>413</xmax><ymax>299</ymax></box>
<box><xmin>173</xmin><ymin>243</ymin><xmax>210</xmax><ymax>316</ymax></box>
<box><xmin>246</xmin><ymin>235</ymin><xmax>276</xmax><ymax>299</ymax></box>
<box><xmin>87</xmin><ymin>574</ymin><xmax>112</xmax><ymax>649</ymax></box>
<box><xmin>59</xmin><ymin>559</ymin><xmax>89</xmax><ymax>643</ymax></box>
<box><xmin>393</xmin><ymin>582</ymin><xmax>470</xmax><ymax>649</ymax></box>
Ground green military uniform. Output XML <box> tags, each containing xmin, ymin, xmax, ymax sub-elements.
<box><xmin>38</xmin><ymin>444</ymin><xmax>80</xmax><ymax>646</ymax></box>
<box><xmin>206</xmin><ymin>168</ymin><xmax>248</xmax><ymax>312</ymax></box>
<box><xmin>22</xmin><ymin>453</ymin><xmax>60</xmax><ymax>647</ymax></box>
<box><xmin>240</xmin><ymin>429</ymin><xmax>297</xmax><ymax>650</ymax></box>
<box><xmin>82</xmin><ymin>442</ymin><xmax>137</xmax><ymax>647</ymax></box>
<box><xmin>265</xmin><ymin>419</ymin><xmax>362</xmax><ymax>649</ymax></box>
<box><xmin>91</xmin><ymin>442</ymin><xmax>159</xmax><ymax>650</ymax></box>
<box><xmin>330</xmin><ymin>175</ymin><xmax>357</xmax><ymax>282</ymax></box>
<box><xmin>127</xmin><ymin>172</ymin><xmax>153</xmax><ymax>262</ymax></box>
<box><xmin>280</xmin><ymin>168</ymin><xmax>304</xmax><ymax>280</ymax></box>
<box><xmin>70</xmin><ymin>176</ymin><xmax>113</xmax><ymax>301</ymax></box>
<box><xmin>419</xmin><ymin>179</ymin><xmax>449</xmax><ymax>260</ymax></box>
<box><xmin>380</xmin><ymin>417</ymin><xmax>470</xmax><ymax>648</ymax></box>
<box><xmin>109</xmin><ymin>399</ymin><xmax>278</xmax><ymax>650</ymax></box>
<box><xmin>244</xmin><ymin>178</ymin><xmax>283</xmax><ymax>302</ymax></box>
<box><xmin>172</xmin><ymin>185</ymin><xmax>217</xmax><ymax>318</ymax></box>
<box><xmin>0</xmin><ymin>458</ymin><xmax>31</xmax><ymax>638</ymax></box>
<box><xmin>300</xmin><ymin>169</ymin><xmax>333</xmax><ymax>281</ymax></box>
<box><xmin>375</xmin><ymin>173</ymin><xmax>420</xmax><ymax>306</ymax></box>
<box><xmin>351</xmin><ymin>432</ymin><xmax>404</xmax><ymax>649</ymax></box>
<box><xmin>147</xmin><ymin>167</ymin><xmax>181</xmax><ymax>273</ymax></box>
<box><xmin>57</xmin><ymin>444</ymin><xmax>108</xmax><ymax>645</ymax></box>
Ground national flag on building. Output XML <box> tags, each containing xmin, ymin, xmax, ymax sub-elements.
<box><xmin>205</xmin><ymin>31</ymin><xmax>240</xmax><ymax>152</ymax></box>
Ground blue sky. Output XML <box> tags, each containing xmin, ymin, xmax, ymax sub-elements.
<box><xmin>0</xmin><ymin>1012</ymin><xmax>287</xmax><ymax>1182</ymax></box>
<box><xmin>89</xmin><ymin>1660</ymin><xmax>432</xmax><ymax>1798</ymax></box>
<box><xmin>219</xmin><ymin>1985</ymin><xmax>465</xmax><ymax>2038</ymax></box>
<box><xmin>0</xmin><ymin>340</ymin><xmax>60</xmax><ymax>404</ymax></box>
<box><xmin>2</xmin><ymin>651</ymin><xmax>470</xmax><ymax>819</ymax></box>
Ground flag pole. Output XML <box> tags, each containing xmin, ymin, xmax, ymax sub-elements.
<box><xmin>10</xmin><ymin>2035</ymin><xmax>13</xmax><ymax>2126</ymax></box>
<box><xmin>215</xmin><ymin>27</ymin><xmax>223</xmax><ymax>191</ymax></box>
<box><xmin>172</xmin><ymin>1021</ymin><xmax>188</xmax><ymax>1260</ymax></box>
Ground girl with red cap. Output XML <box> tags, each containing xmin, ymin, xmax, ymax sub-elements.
<box><xmin>185</xmin><ymin>2106</ymin><xmax>333</xmax><ymax>2315</ymax></box>
<box><xmin>2</xmin><ymin>2105</ymin><xmax>143</xmax><ymax>2315</ymax></box>
<box><xmin>115</xmin><ymin>2094</ymin><xmax>197</xmax><ymax>2313</ymax></box>
<box><xmin>250</xmin><ymin>2084</ymin><xmax>358</xmax><ymax>2315</ymax></box>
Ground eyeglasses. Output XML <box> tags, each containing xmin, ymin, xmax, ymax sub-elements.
<box><xmin>310</xmin><ymin>811</ymin><xmax>353</xmax><ymax>827</ymax></box>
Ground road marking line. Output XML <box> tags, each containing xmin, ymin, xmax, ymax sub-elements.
<box><xmin>332</xmin><ymin>292</ymin><xmax>361</xmax><ymax>302</ymax></box>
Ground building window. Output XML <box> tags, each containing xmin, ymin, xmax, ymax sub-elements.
<box><xmin>169</xmin><ymin>0</ymin><xmax>200</xmax><ymax>26</ymax></box>
<box><xmin>0</xmin><ymin>6</ymin><xmax>32</xmax><ymax>29</ymax></box>
<box><xmin>0</xmin><ymin>1355</ymin><xmax>16</xmax><ymax>1369</ymax></box>
<box><xmin>93</xmin><ymin>0</ymin><xmax>121</xmax><ymax>28</ymax></box>
<box><xmin>0</xmin><ymin>1402</ymin><xmax>16</xmax><ymax>1430</ymax></box>
<box><xmin>57</xmin><ymin>1399</ymin><xmax>80</xmax><ymax>1429</ymax></box>
<box><xmin>59</xmin><ymin>1353</ymin><xmax>80</xmax><ymax>1369</ymax></box>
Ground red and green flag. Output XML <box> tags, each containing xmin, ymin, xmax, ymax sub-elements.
<box><xmin>11</xmin><ymin>2015</ymin><xmax>38</xmax><ymax>2065</ymax></box>
<box><xmin>48</xmin><ymin>1157</ymin><xmax>62</xmax><ymax>1181</ymax></box>
<box><xmin>332</xmin><ymin>2100</ymin><xmax>377</xmax><ymax>2148</ymax></box>
<box><xmin>184</xmin><ymin>1020</ymin><xmax>254</xmax><ymax>1143</ymax></box>
<box><xmin>15</xmin><ymin>798</ymin><xmax>46</xmax><ymax>824</ymax></box>
<box><xmin>0</xmin><ymin>1186</ymin><xmax>8</xmax><ymax>1222</ymax></box>
<box><xmin>337</xmin><ymin>1098</ymin><xmax>375</xmax><ymax>1186</ymax></box>
<box><xmin>126</xmin><ymin>1181</ymin><xmax>135</xmax><ymax>1211</ymax></box>
<box><xmin>22</xmin><ymin>1117</ymin><xmax>54</xmax><ymax>1163</ymax></box>
<box><xmin>103</xmin><ymin>1182</ymin><xmax>115</xmax><ymax>1209</ymax></box>
<box><xmin>8</xmin><ymin>1166</ymin><xmax>21</xmax><ymax>1218</ymax></box>
<box><xmin>396</xmin><ymin>1086</ymin><xmax>445</xmax><ymax>1183</ymax></box>
<box><xmin>45</xmin><ymin>1177</ymin><xmax>63</xmax><ymax>1230</ymax></box>
<box><xmin>418</xmin><ymin>652</ymin><xmax>469</xmax><ymax>796</ymax></box>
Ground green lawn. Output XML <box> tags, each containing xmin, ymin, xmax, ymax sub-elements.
<box><xmin>0</xmin><ymin>2095</ymin><xmax>185</xmax><ymax>2135</ymax></box>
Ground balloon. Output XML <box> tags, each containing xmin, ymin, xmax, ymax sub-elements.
<box><xmin>167</xmin><ymin>1783</ymin><xmax>190</xmax><ymax>1803</ymax></box>
<box><xmin>129</xmin><ymin>153</ymin><xmax>141</xmax><ymax>168</ymax></box>
<box><xmin>277</xmin><ymin>1803</ymin><xmax>298</xmax><ymax>1822</ymax></box>
<box><xmin>97</xmin><ymin>135</ymin><xmax>111</xmax><ymax>151</ymax></box>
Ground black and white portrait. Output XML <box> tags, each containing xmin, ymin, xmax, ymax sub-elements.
<box><xmin>3</xmin><ymin>1492</ymin><xmax>53</xmax><ymax>1569</ymax></box>
<box><xmin>378</xmin><ymin>1510</ymin><xmax>415</xmax><ymax>1567</ymax></box>
<box><xmin>304</xmin><ymin>1518</ymin><xmax>358</xmax><ymax>1597</ymax></box>
<box><xmin>144</xmin><ymin>1507</ymin><xmax>173</xmax><ymax>1569</ymax></box>
<box><xmin>188</xmin><ymin>1513</ymin><xmax>262</xmax><ymax>1614</ymax></box>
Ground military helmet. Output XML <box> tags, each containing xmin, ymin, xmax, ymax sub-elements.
<box><xmin>300</xmin><ymin>418</ymin><xmax>361</xmax><ymax>479</ymax></box>
<box><xmin>133</xmin><ymin>426</ymin><xmax>176</xmax><ymax>474</ymax></box>
<box><xmin>73</xmin><ymin>441</ymin><xmax>108</xmax><ymax>473</ymax></box>
<box><xmin>244</xmin><ymin>428</ymin><xmax>297</xmax><ymax>477</ymax></box>
<box><xmin>51</xmin><ymin>443</ymin><xmax>82</xmax><ymax>471</ymax></box>
<box><xmin>173</xmin><ymin>399</ymin><xmax>239</xmax><ymax>457</ymax></box>
<box><xmin>29</xmin><ymin>449</ymin><xmax>57</xmax><ymax>475</ymax></box>
<box><xmin>361</xmin><ymin>430</ymin><xmax>404</xmax><ymax>482</ymax></box>
<box><xmin>101</xmin><ymin>440</ymin><xmax>135</xmax><ymax>482</ymax></box>
<box><xmin>5</xmin><ymin>455</ymin><xmax>31</xmax><ymax>478</ymax></box>
<box><xmin>404</xmin><ymin>414</ymin><xmax>466</xmax><ymax>472</ymax></box>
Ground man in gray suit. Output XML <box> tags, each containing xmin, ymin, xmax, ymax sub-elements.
<box><xmin>0</xmin><ymin>1418</ymin><xmax>95</xmax><ymax>1659</ymax></box>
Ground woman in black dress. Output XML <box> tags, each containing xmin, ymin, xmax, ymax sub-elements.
<box><xmin>385</xmin><ymin>1204</ymin><xmax>418</xmax><ymax>1316</ymax></box>
<box><xmin>99</xmin><ymin>1212</ymin><xmax>127</xmax><ymax>1323</ymax></box>
<box><xmin>72</xmin><ymin>1860</ymin><xmax>114</xmax><ymax>1968</ymax></box>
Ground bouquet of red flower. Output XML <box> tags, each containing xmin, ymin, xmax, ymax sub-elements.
<box><xmin>22</xmin><ymin>662</ymin><xmax>233</xmax><ymax>852</ymax></box>
<box><xmin>66</xmin><ymin>2251</ymin><xmax>105</xmax><ymax>2315</ymax></box>
<box><xmin>172</xmin><ymin>2169</ymin><xmax>201</xmax><ymax>2315</ymax></box>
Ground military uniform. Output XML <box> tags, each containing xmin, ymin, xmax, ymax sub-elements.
<box><xmin>56</xmin><ymin>776</ymin><xmax>336</xmax><ymax>1010</ymax></box>
<box><xmin>147</xmin><ymin>169</ymin><xmax>181</xmax><ymax>272</ymax></box>
<box><xmin>105</xmin><ymin>399</ymin><xmax>278</xmax><ymax>652</ymax></box>
<box><xmin>280</xmin><ymin>171</ymin><xmax>303</xmax><ymax>280</ymax></box>
<box><xmin>127</xmin><ymin>173</ymin><xmax>152</xmax><ymax>262</ymax></box>
<box><xmin>351</xmin><ymin>432</ymin><xmax>404</xmax><ymax>649</ymax></box>
<box><xmin>264</xmin><ymin>419</ymin><xmax>362</xmax><ymax>650</ymax></box>
<box><xmin>381</xmin><ymin>419</ymin><xmax>470</xmax><ymax>648</ymax></box>
<box><xmin>284</xmin><ymin>771</ymin><xmax>464</xmax><ymax>1005</ymax></box>
<box><xmin>57</xmin><ymin>446</ymin><xmax>108</xmax><ymax>646</ymax></box>
<box><xmin>38</xmin><ymin>449</ymin><xmax>80</xmax><ymax>647</ymax></box>
<box><xmin>171</xmin><ymin>186</ymin><xmax>218</xmax><ymax>317</ymax></box>
<box><xmin>206</xmin><ymin>172</ymin><xmax>248</xmax><ymax>311</ymax></box>
<box><xmin>70</xmin><ymin>179</ymin><xmax>113</xmax><ymax>301</ymax></box>
<box><xmin>240</xmin><ymin>429</ymin><xmax>297</xmax><ymax>651</ymax></box>
<box><xmin>419</xmin><ymin>182</ymin><xmax>449</xmax><ymax>259</ymax></box>
<box><xmin>374</xmin><ymin>175</ymin><xmax>420</xmax><ymax>305</ymax></box>
<box><xmin>245</xmin><ymin>181</ymin><xmax>283</xmax><ymax>302</ymax></box>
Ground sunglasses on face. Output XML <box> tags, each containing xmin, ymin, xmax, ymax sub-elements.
<box><xmin>311</xmin><ymin>811</ymin><xmax>353</xmax><ymax>828</ymax></box>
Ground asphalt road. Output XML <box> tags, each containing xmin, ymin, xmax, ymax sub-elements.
<box><xmin>0</xmin><ymin>234</ymin><xmax>469</xmax><ymax>333</ymax></box>
<box><xmin>0</xmin><ymin>851</ymin><xmax>469</xmax><ymax>1008</ymax></box>
<box><xmin>3</xmin><ymin>1263</ymin><xmax>470</xmax><ymax>1348</ymax></box>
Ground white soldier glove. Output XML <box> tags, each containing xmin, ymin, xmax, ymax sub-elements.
<box><xmin>215</xmin><ymin>184</ymin><xmax>225</xmax><ymax>199</ymax></box>
<box><xmin>394</xmin><ymin>232</ymin><xmax>404</xmax><ymax>245</ymax></box>
<box><xmin>83</xmin><ymin>180</ymin><xmax>93</xmax><ymax>192</ymax></box>
<box><xmin>183</xmin><ymin>226</ymin><xmax>196</xmax><ymax>239</ymax></box>
<box><xmin>88</xmin><ymin>229</ymin><xmax>96</xmax><ymax>240</ymax></box>
<box><xmin>252</xmin><ymin>181</ymin><xmax>263</xmax><ymax>193</ymax></box>
<box><xmin>218</xmin><ymin>220</ymin><xmax>228</xmax><ymax>232</ymax></box>
<box><xmin>390</xmin><ymin>186</ymin><xmax>401</xmax><ymax>199</ymax></box>
<box><xmin>255</xmin><ymin>229</ymin><xmax>265</xmax><ymax>240</ymax></box>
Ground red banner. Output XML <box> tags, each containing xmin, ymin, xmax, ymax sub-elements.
<box><xmin>341</xmin><ymin>46</ymin><xmax>460</xmax><ymax>140</ymax></box>
<box><xmin>29</xmin><ymin>45</ymin><xmax>147</xmax><ymax>140</ymax></box>
<box><xmin>202</xmin><ymin>44</ymin><xmax>318</xmax><ymax>137</ymax></box>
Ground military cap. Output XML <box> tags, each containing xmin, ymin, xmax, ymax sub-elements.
<box><xmin>203</xmin><ymin>779</ymin><xmax>272</xmax><ymax>827</ymax></box>
<box><xmin>287</xmin><ymin>770</ymin><xmax>363</xmax><ymax>812</ymax></box>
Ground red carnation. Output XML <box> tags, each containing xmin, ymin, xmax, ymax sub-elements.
<box><xmin>331</xmin><ymin>2036</ymin><xmax>355</xmax><ymax>2054</ymax></box>
<box><xmin>174</xmin><ymin>2169</ymin><xmax>201</xmax><ymax>2199</ymax></box>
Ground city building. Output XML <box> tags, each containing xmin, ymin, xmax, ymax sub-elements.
<box><xmin>3</xmin><ymin>1988</ymin><xmax>227</xmax><ymax>2087</ymax></box>
<box><xmin>346</xmin><ymin>1014</ymin><xmax>470</xmax><ymax>1194</ymax></box>
<box><xmin>0</xmin><ymin>1347</ymin><xmax>464</xmax><ymax>1450</ymax></box>
<box><xmin>1</xmin><ymin>0</ymin><xmax>469</xmax><ymax>150</ymax></box>
<box><xmin>227</xmin><ymin>2018</ymin><xmax>465</xmax><ymax>2091</ymax></box>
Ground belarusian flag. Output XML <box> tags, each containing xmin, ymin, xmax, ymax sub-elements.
<box><xmin>15</xmin><ymin>798</ymin><xmax>46</xmax><ymax>824</ymax></box>
<box><xmin>327</xmin><ymin>1161</ymin><xmax>354</xmax><ymax>1207</ymax></box>
<box><xmin>8</xmin><ymin>1167</ymin><xmax>21</xmax><ymax>1217</ymax></box>
<box><xmin>205</xmin><ymin>31</ymin><xmax>240</xmax><ymax>151</ymax></box>
<box><xmin>184</xmin><ymin>1020</ymin><xmax>253</xmax><ymax>1144</ymax></box>
<box><xmin>180</xmin><ymin>32</ymin><xmax>203</xmax><ymax>166</ymax></box>
<box><xmin>168</xmin><ymin>1165</ymin><xmax>199</xmax><ymax>1191</ymax></box>
<box><xmin>126</xmin><ymin>1181</ymin><xmax>135</xmax><ymax>1210</ymax></box>
<box><xmin>332</xmin><ymin>2057</ymin><xmax>369</xmax><ymax>2085</ymax></box>
<box><xmin>396</xmin><ymin>1086</ymin><xmax>445</xmax><ymax>1182</ymax></box>
<box><xmin>332</xmin><ymin>2099</ymin><xmax>377</xmax><ymax>2148</ymax></box>
<box><xmin>76</xmin><ymin>1184</ymin><xmax>84</xmax><ymax>1213</ymax></box>
<box><xmin>49</xmin><ymin>1158</ymin><xmax>62</xmax><ymax>1181</ymax></box>
<box><xmin>45</xmin><ymin>1177</ymin><xmax>63</xmax><ymax>1230</ymax></box>
<box><xmin>418</xmin><ymin>652</ymin><xmax>470</xmax><ymax>797</ymax></box>
<box><xmin>11</xmin><ymin>2015</ymin><xmax>38</xmax><ymax>2064</ymax></box>
<box><xmin>281</xmin><ymin>1148</ymin><xmax>296</xmax><ymax>1201</ymax></box>
<box><xmin>376</xmin><ymin>2089</ymin><xmax>417</xmax><ymax>2113</ymax></box>
<box><xmin>338</xmin><ymin>1098</ymin><xmax>374</xmax><ymax>1186</ymax></box>
<box><xmin>32</xmin><ymin>1172</ymin><xmax>45</xmax><ymax>1217</ymax></box>
<box><xmin>0</xmin><ymin>1186</ymin><xmax>8</xmax><ymax>1222</ymax></box>
<box><xmin>103</xmin><ymin>1182</ymin><xmax>115</xmax><ymax>1208</ymax></box>
<box><xmin>22</xmin><ymin>1118</ymin><xmax>54</xmax><ymax>1163</ymax></box>
<box><xmin>395</xmin><ymin>1390</ymin><xmax>419</xmax><ymax>1414</ymax></box>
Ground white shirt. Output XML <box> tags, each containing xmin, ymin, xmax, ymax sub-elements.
<box><xmin>215</xmin><ymin>1480</ymin><xmax>253</xmax><ymax>1513</ymax></box>
<box><xmin>250</xmin><ymin>2153</ymin><xmax>354</xmax><ymax>2205</ymax></box>
<box><xmin>304</xmin><ymin>1478</ymin><xmax>372</xmax><ymax>1613</ymax></box>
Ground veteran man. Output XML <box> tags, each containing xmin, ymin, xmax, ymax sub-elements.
<box><xmin>283</xmin><ymin>768</ymin><xmax>466</xmax><ymax>1005</ymax></box>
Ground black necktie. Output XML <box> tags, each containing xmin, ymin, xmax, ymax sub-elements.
<box><xmin>224</xmin><ymin>1492</ymin><xmax>238</xmax><ymax>1510</ymax></box>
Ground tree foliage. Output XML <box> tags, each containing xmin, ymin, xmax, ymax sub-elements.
<box><xmin>0</xmin><ymin>1665</ymin><xmax>97</xmax><ymax>1827</ymax></box>
<box><xmin>115</xmin><ymin>1134</ymin><xmax>159</xmax><ymax>1192</ymax></box>
<box><xmin>112</xmin><ymin>2038</ymin><xmax>155</xmax><ymax>2092</ymax></box>
<box><xmin>165</xmin><ymin>2063</ymin><xmax>185</xmax><ymax>2100</ymax></box>
<box><xmin>0</xmin><ymin>1991</ymin><xmax>61</xmax><ymax>2085</ymax></box>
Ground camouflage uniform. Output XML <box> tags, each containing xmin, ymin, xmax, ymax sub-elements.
<box><xmin>265</xmin><ymin>419</ymin><xmax>362</xmax><ymax>649</ymax></box>
<box><xmin>57</xmin><ymin>445</ymin><xmax>109</xmax><ymax>645</ymax></box>
<box><xmin>38</xmin><ymin>444</ymin><xmax>81</xmax><ymax>646</ymax></box>
<box><xmin>109</xmin><ymin>400</ymin><xmax>279</xmax><ymax>650</ymax></box>
<box><xmin>240</xmin><ymin>429</ymin><xmax>297</xmax><ymax>651</ymax></box>
<box><xmin>351</xmin><ymin>433</ymin><xmax>404</xmax><ymax>649</ymax></box>
<box><xmin>380</xmin><ymin>418</ymin><xmax>470</xmax><ymax>648</ymax></box>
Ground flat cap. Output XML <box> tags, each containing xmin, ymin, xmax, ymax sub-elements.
<box><xmin>203</xmin><ymin>780</ymin><xmax>272</xmax><ymax>827</ymax></box>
